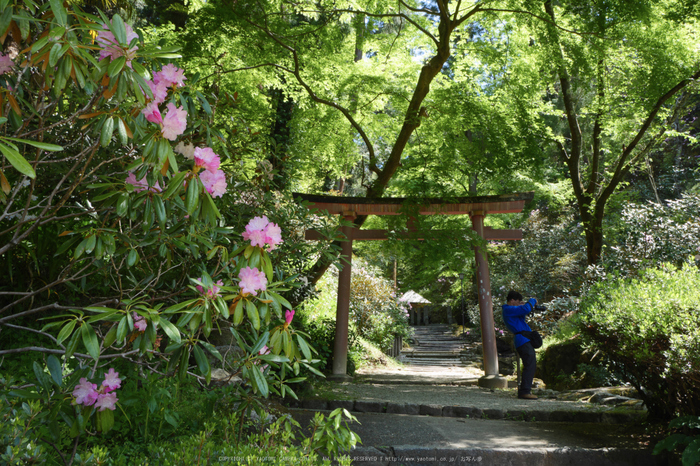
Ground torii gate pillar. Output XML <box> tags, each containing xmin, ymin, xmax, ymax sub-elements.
<box><xmin>330</xmin><ymin>211</ymin><xmax>355</xmax><ymax>381</ymax></box>
<box><xmin>471</xmin><ymin>212</ymin><xmax>508</xmax><ymax>389</ymax></box>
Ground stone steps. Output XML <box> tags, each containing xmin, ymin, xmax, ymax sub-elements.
<box><xmin>402</xmin><ymin>324</ymin><xmax>468</xmax><ymax>367</ymax></box>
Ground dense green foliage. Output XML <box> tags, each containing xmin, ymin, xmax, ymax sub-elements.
<box><xmin>576</xmin><ymin>263</ymin><xmax>700</xmax><ymax>420</ymax></box>
<box><xmin>301</xmin><ymin>259</ymin><xmax>411</xmax><ymax>365</ymax></box>
<box><xmin>1</xmin><ymin>367</ymin><xmax>358</xmax><ymax>465</ymax></box>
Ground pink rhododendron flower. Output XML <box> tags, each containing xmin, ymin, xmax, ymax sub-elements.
<box><xmin>246</xmin><ymin>229</ymin><xmax>268</xmax><ymax>248</ymax></box>
<box><xmin>193</xmin><ymin>147</ymin><xmax>220</xmax><ymax>173</ymax></box>
<box><xmin>95</xmin><ymin>391</ymin><xmax>118</xmax><ymax>411</ymax></box>
<box><xmin>242</xmin><ymin>215</ymin><xmax>283</xmax><ymax>250</ymax></box>
<box><xmin>196</xmin><ymin>278</ymin><xmax>224</xmax><ymax>298</ymax></box>
<box><xmin>161</xmin><ymin>103</ymin><xmax>187</xmax><ymax>140</ymax></box>
<box><xmin>285</xmin><ymin>309</ymin><xmax>295</xmax><ymax>326</ymax></box>
<box><xmin>102</xmin><ymin>368</ymin><xmax>122</xmax><ymax>392</ymax></box>
<box><xmin>96</xmin><ymin>22</ymin><xmax>139</xmax><ymax>68</ymax></box>
<box><xmin>125</xmin><ymin>172</ymin><xmax>161</xmax><ymax>193</ymax></box>
<box><xmin>0</xmin><ymin>53</ymin><xmax>14</xmax><ymax>75</ymax></box>
<box><xmin>199</xmin><ymin>169</ymin><xmax>227</xmax><ymax>198</ymax></box>
<box><xmin>154</xmin><ymin>64</ymin><xmax>186</xmax><ymax>88</ymax></box>
<box><xmin>73</xmin><ymin>378</ymin><xmax>99</xmax><ymax>406</ymax></box>
<box><xmin>238</xmin><ymin>266</ymin><xmax>267</xmax><ymax>296</ymax></box>
<box><xmin>142</xmin><ymin>101</ymin><xmax>162</xmax><ymax>124</ymax></box>
<box><xmin>264</xmin><ymin>222</ymin><xmax>283</xmax><ymax>251</ymax></box>
<box><xmin>145</xmin><ymin>79</ymin><xmax>168</xmax><ymax>104</ymax></box>
<box><xmin>133</xmin><ymin>312</ymin><xmax>147</xmax><ymax>332</ymax></box>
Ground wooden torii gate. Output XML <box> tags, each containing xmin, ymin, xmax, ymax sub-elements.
<box><xmin>296</xmin><ymin>192</ymin><xmax>534</xmax><ymax>388</ymax></box>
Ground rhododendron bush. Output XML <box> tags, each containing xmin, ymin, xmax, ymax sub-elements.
<box><xmin>0</xmin><ymin>0</ymin><xmax>328</xmax><ymax>457</ymax></box>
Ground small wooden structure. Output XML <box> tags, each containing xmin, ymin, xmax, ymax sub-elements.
<box><xmin>399</xmin><ymin>290</ymin><xmax>431</xmax><ymax>325</ymax></box>
<box><xmin>297</xmin><ymin>192</ymin><xmax>534</xmax><ymax>387</ymax></box>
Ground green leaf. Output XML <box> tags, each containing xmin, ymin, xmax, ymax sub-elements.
<box><xmin>246</xmin><ymin>300</ymin><xmax>260</xmax><ymax>330</ymax></box>
<box><xmin>127</xmin><ymin>249</ymin><xmax>138</xmax><ymax>267</ymax></box>
<box><xmin>97</xmin><ymin>409</ymin><xmax>114</xmax><ymax>433</ymax></box>
<box><xmin>258</xmin><ymin>354</ymin><xmax>289</xmax><ymax>363</ymax></box>
<box><xmin>0</xmin><ymin>141</ymin><xmax>36</xmax><ymax>178</ymax></box>
<box><xmin>100</xmin><ymin>117</ymin><xmax>115</xmax><ymax>147</ymax></box>
<box><xmin>161</xmin><ymin>171</ymin><xmax>187</xmax><ymax>199</ymax></box>
<box><xmin>33</xmin><ymin>361</ymin><xmax>50</xmax><ymax>393</ymax></box>
<box><xmin>117</xmin><ymin>118</ymin><xmax>128</xmax><ymax>145</ymax></box>
<box><xmin>296</xmin><ymin>334</ymin><xmax>312</xmax><ymax>361</ymax></box>
<box><xmin>233</xmin><ymin>299</ymin><xmax>244</xmax><ymax>326</ymax></box>
<box><xmin>185</xmin><ymin>176</ymin><xmax>200</xmax><ymax>215</ymax></box>
<box><xmin>153</xmin><ymin>195</ymin><xmax>166</xmax><ymax>230</ymax></box>
<box><xmin>0</xmin><ymin>6</ymin><xmax>13</xmax><ymax>37</ymax></box>
<box><xmin>192</xmin><ymin>344</ymin><xmax>210</xmax><ymax>382</ymax></box>
<box><xmin>103</xmin><ymin>324</ymin><xmax>118</xmax><ymax>348</ymax></box>
<box><xmin>57</xmin><ymin>320</ymin><xmax>77</xmax><ymax>345</ymax></box>
<box><xmin>109</xmin><ymin>14</ymin><xmax>127</xmax><ymax>45</ymax></box>
<box><xmin>46</xmin><ymin>355</ymin><xmax>62</xmax><ymax>388</ymax></box>
<box><xmin>199</xmin><ymin>341</ymin><xmax>222</xmax><ymax>362</ymax></box>
<box><xmin>107</xmin><ymin>56</ymin><xmax>126</xmax><ymax>78</ymax></box>
<box><xmin>251</xmin><ymin>331</ymin><xmax>270</xmax><ymax>354</ymax></box>
<box><xmin>158</xmin><ymin>317</ymin><xmax>181</xmax><ymax>344</ymax></box>
<box><xmin>250</xmin><ymin>363</ymin><xmax>269</xmax><ymax>397</ymax></box>
<box><xmin>682</xmin><ymin>439</ymin><xmax>700</xmax><ymax>466</ymax></box>
<box><xmin>81</xmin><ymin>322</ymin><xmax>100</xmax><ymax>360</ymax></box>
<box><xmin>49</xmin><ymin>0</ymin><xmax>67</xmax><ymax>25</ymax></box>
<box><xmin>3</xmin><ymin>137</ymin><xmax>63</xmax><ymax>152</ymax></box>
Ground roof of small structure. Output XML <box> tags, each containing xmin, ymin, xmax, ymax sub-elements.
<box><xmin>399</xmin><ymin>290</ymin><xmax>431</xmax><ymax>304</ymax></box>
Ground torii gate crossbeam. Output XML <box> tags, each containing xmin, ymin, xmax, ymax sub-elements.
<box><xmin>296</xmin><ymin>192</ymin><xmax>535</xmax><ymax>387</ymax></box>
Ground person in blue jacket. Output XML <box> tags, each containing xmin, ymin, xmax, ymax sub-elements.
<box><xmin>502</xmin><ymin>290</ymin><xmax>538</xmax><ymax>400</ymax></box>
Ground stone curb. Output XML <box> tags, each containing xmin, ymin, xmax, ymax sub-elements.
<box><xmin>287</xmin><ymin>399</ymin><xmax>643</xmax><ymax>424</ymax></box>
<box><xmin>345</xmin><ymin>446</ymin><xmax>661</xmax><ymax>466</ymax></box>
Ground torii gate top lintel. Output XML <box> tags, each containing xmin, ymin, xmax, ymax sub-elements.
<box><xmin>294</xmin><ymin>192</ymin><xmax>535</xmax><ymax>216</ymax></box>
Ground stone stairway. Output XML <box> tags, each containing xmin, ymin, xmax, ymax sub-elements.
<box><xmin>401</xmin><ymin>324</ymin><xmax>468</xmax><ymax>367</ymax></box>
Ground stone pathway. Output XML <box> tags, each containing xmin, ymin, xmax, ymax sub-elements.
<box><xmin>283</xmin><ymin>324</ymin><xmax>659</xmax><ymax>465</ymax></box>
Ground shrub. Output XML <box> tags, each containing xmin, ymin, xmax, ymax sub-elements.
<box><xmin>576</xmin><ymin>262</ymin><xmax>700</xmax><ymax>419</ymax></box>
<box><xmin>302</xmin><ymin>260</ymin><xmax>412</xmax><ymax>358</ymax></box>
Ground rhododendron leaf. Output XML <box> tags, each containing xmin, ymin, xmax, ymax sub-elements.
<box><xmin>48</xmin><ymin>42</ymin><xmax>62</xmax><ymax>68</ymax></box>
<box><xmin>167</xmin><ymin>146</ymin><xmax>179</xmax><ymax>173</ymax></box>
<box><xmin>0</xmin><ymin>141</ymin><xmax>35</xmax><ymax>178</ymax></box>
<box><xmin>57</xmin><ymin>319</ymin><xmax>76</xmax><ymax>344</ymax></box>
<box><xmin>107</xmin><ymin>56</ymin><xmax>126</xmax><ymax>78</ymax></box>
<box><xmin>157</xmin><ymin>317</ymin><xmax>180</xmax><ymax>344</ymax></box>
<box><xmin>185</xmin><ymin>177</ymin><xmax>199</xmax><ymax>215</ymax></box>
<box><xmin>192</xmin><ymin>344</ymin><xmax>209</xmax><ymax>377</ymax></box>
<box><xmin>131</xmin><ymin>61</ymin><xmax>149</xmax><ymax>80</ymax></box>
<box><xmin>233</xmin><ymin>299</ymin><xmax>244</xmax><ymax>326</ymax></box>
<box><xmin>109</xmin><ymin>15</ymin><xmax>127</xmax><ymax>45</ymax></box>
<box><xmin>199</xmin><ymin>341</ymin><xmax>222</xmax><ymax>362</ymax></box>
<box><xmin>97</xmin><ymin>409</ymin><xmax>114</xmax><ymax>433</ymax></box>
<box><xmin>84</xmin><ymin>234</ymin><xmax>96</xmax><ymax>254</ymax></box>
<box><xmin>46</xmin><ymin>355</ymin><xmax>62</xmax><ymax>387</ymax></box>
<box><xmin>126</xmin><ymin>248</ymin><xmax>138</xmax><ymax>267</ymax></box>
<box><xmin>81</xmin><ymin>322</ymin><xmax>100</xmax><ymax>360</ymax></box>
<box><xmin>103</xmin><ymin>324</ymin><xmax>117</xmax><ymax>348</ymax></box>
<box><xmin>33</xmin><ymin>361</ymin><xmax>51</xmax><ymax>393</ymax></box>
<box><xmin>49</xmin><ymin>0</ymin><xmax>67</xmax><ymax>25</ymax></box>
<box><xmin>267</xmin><ymin>291</ymin><xmax>292</xmax><ymax>311</ymax></box>
<box><xmin>246</xmin><ymin>300</ymin><xmax>260</xmax><ymax>330</ymax></box>
<box><xmin>251</xmin><ymin>331</ymin><xmax>269</xmax><ymax>355</ymax></box>
<box><xmin>250</xmin><ymin>362</ymin><xmax>268</xmax><ymax>397</ymax></box>
<box><xmin>161</xmin><ymin>171</ymin><xmax>187</xmax><ymax>199</ymax></box>
<box><xmin>3</xmin><ymin>137</ymin><xmax>63</xmax><ymax>152</ymax></box>
<box><xmin>116</xmin><ymin>117</ymin><xmax>128</xmax><ymax>145</ymax></box>
<box><xmin>296</xmin><ymin>335</ymin><xmax>312</xmax><ymax>361</ymax></box>
<box><xmin>100</xmin><ymin>117</ymin><xmax>114</xmax><ymax>147</ymax></box>
<box><xmin>65</xmin><ymin>328</ymin><xmax>80</xmax><ymax>359</ymax></box>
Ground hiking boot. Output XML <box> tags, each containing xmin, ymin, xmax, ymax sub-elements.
<box><xmin>518</xmin><ymin>393</ymin><xmax>538</xmax><ymax>400</ymax></box>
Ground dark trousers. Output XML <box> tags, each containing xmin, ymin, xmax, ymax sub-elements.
<box><xmin>516</xmin><ymin>342</ymin><xmax>536</xmax><ymax>395</ymax></box>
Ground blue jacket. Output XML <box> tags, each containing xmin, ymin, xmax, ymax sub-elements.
<box><xmin>502</xmin><ymin>298</ymin><xmax>536</xmax><ymax>348</ymax></box>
